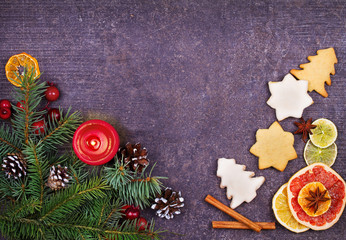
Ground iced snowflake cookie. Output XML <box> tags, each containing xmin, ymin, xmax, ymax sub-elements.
<box><xmin>267</xmin><ymin>74</ymin><xmax>313</xmax><ymax>121</ymax></box>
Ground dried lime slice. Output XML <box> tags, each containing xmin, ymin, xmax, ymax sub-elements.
<box><xmin>309</xmin><ymin>118</ymin><xmax>337</xmax><ymax>148</ymax></box>
<box><xmin>304</xmin><ymin>140</ymin><xmax>337</xmax><ymax>167</ymax></box>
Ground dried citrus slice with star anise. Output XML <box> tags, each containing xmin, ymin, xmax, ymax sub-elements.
<box><xmin>287</xmin><ymin>163</ymin><xmax>346</xmax><ymax>230</ymax></box>
<box><xmin>5</xmin><ymin>53</ymin><xmax>40</xmax><ymax>87</ymax></box>
<box><xmin>298</xmin><ymin>182</ymin><xmax>331</xmax><ymax>217</ymax></box>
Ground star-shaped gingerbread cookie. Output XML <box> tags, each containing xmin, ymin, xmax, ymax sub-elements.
<box><xmin>250</xmin><ymin>121</ymin><xmax>297</xmax><ymax>171</ymax></box>
<box><xmin>267</xmin><ymin>74</ymin><xmax>313</xmax><ymax>121</ymax></box>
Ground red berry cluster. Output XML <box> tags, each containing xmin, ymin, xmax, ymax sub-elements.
<box><xmin>121</xmin><ymin>205</ymin><xmax>148</xmax><ymax>231</ymax></box>
<box><xmin>34</xmin><ymin>83</ymin><xmax>62</xmax><ymax>134</ymax></box>
<box><xmin>1</xmin><ymin>82</ymin><xmax>62</xmax><ymax>135</ymax></box>
<box><xmin>44</xmin><ymin>82</ymin><xmax>61</xmax><ymax>122</ymax></box>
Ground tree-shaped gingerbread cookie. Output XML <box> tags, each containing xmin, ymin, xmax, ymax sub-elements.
<box><xmin>290</xmin><ymin>48</ymin><xmax>337</xmax><ymax>97</ymax></box>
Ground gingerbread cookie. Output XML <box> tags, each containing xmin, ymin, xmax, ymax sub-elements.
<box><xmin>250</xmin><ymin>121</ymin><xmax>297</xmax><ymax>171</ymax></box>
<box><xmin>290</xmin><ymin>48</ymin><xmax>337</xmax><ymax>97</ymax></box>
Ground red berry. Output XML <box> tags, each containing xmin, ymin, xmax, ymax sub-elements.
<box><xmin>125</xmin><ymin>206</ymin><xmax>140</xmax><ymax>220</ymax></box>
<box><xmin>32</xmin><ymin>120</ymin><xmax>46</xmax><ymax>134</ymax></box>
<box><xmin>45</xmin><ymin>86</ymin><xmax>60</xmax><ymax>102</ymax></box>
<box><xmin>121</xmin><ymin>205</ymin><xmax>132</xmax><ymax>213</ymax></box>
<box><xmin>16</xmin><ymin>100</ymin><xmax>26</xmax><ymax>110</ymax></box>
<box><xmin>136</xmin><ymin>217</ymin><xmax>148</xmax><ymax>231</ymax></box>
<box><xmin>48</xmin><ymin>108</ymin><xmax>61</xmax><ymax>122</ymax></box>
<box><xmin>0</xmin><ymin>99</ymin><xmax>11</xmax><ymax>109</ymax></box>
<box><xmin>0</xmin><ymin>108</ymin><xmax>11</xmax><ymax>120</ymax></box>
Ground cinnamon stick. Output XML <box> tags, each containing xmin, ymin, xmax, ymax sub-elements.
<box><xmin>213</xmin><ymin>221</ymin><xmax>275</xmax><ymax>230</ymax></box>
<box><xmin>204</xmin><ymin>195</ymin><xmax>262</xmax><ymax>232</ymax></box>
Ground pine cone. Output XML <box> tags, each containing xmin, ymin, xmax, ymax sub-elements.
<box><xmin>46</xmin><ymin>165</ymin><xmax>70</xmax><ymax>190</ymax></box>
<box><xmin>2</xmin><ymin>153</ymin><xmax>27</xmax><ymax>179</ymax></box>
<box><xmin>151</xmin><ymin>187</ymin><xmax>184</xmax><ymax>219</ymax></box>
<box><xmin>118</xmin><ymin>143</ymin><xmax>149</xmax><ymax>173</ymax></box>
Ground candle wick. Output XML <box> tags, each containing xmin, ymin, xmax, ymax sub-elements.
<box><xmin>86</xmin><ymin>136</ymin><xmax>101</xmax><ymax>151</ymax></box>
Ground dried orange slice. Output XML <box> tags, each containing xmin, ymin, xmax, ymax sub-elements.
<box><xmin>272</xmin><ymin>183</ymin><xmax>309</xmax><ymax>233</ymax></box>
<box><xmin>298</xmin><ymin>182</ymin><xmax>331</xmax><ymax>217</ymax></box>
<box><xmin>5</xmin><ymin>53</ymin><xmax>40</xmax><ymax>87</ymax></box>
<box><xmin>287</xmin><ymin>163</ymin><xmax>346</xmax><ymax>230</ymax></box>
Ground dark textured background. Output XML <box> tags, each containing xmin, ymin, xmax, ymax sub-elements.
<box><xmin>0</xmin><ymin>0</ymin><xmax>345</xmax><ymax>239</ymax></box>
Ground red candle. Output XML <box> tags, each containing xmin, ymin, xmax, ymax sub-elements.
<box><xmin>72</xmin><ymin>119</ymin><xmax>120</xmax><ymax>165</ymax></box>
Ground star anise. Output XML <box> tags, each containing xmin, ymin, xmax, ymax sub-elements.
<box><xmin>305</xmin><ymin>187</ymin><xmax>330</xmax><ymax>214</ymax></box>
<box><xmin>294</xmin><ymin>117</ymin><xmax>316</xmax><ymax>142</ymax></box>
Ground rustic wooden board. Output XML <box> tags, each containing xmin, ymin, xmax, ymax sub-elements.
<box><xmin>0</xmin><ymin>0</ymin><xmax>344</xmax><ymax>239</ymax></box>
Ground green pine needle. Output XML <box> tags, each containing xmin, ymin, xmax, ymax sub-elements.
<box><xmin>0</xmin><ymin>124</ymin><xmax>22</xmax><ymax>156</ymax></box>
<box><xmin>23</xmin><ymin>140</ymin><xmax>48</xmax><ymax>206</ymax></box>
<box><xmin>39</xmin><ymin>177</ymin><xmax>110</xmax><ymax>224</ymax></box>
<box><xmin>6</xmin><ymin>197</ymin><xmax>41</xmax><ymax>219</ymax></box>
<box><xmin>11</xmin><ymin>67</ymin><xmax>46</xmax><ymax>145</ymax></box>
<box><xmin>0</xmin><ymin>174</ymin><xmax>27</xmax><ymax>201</ymax></box>
<box><xmin>105</xmin><ymin>159</ymin><xmax>167</xmax><ymax>209</ymax></box>
<box><xmin>38</xmin><ymin>107</ymin><xmax>82</xmax><ymax>152</ymax></box>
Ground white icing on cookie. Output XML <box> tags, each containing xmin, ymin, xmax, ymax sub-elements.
<box><xmin>217</xmin><ymin>158</ymin><xmax>265</xmax><ymax>209</ymax></box>
<box><xmin>267</xmin><ymin>74</ymin><xmax>313</xmax><ymax>121</ymax></box>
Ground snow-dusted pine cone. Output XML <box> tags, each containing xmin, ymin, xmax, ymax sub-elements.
<box><xmin>151</xmin><ymin>187</ymin><xmax>184</xmax><ymax>219</ymax></box>
<box><xmin>118</xmin><ymin>142</ymin><xmax>149</xmax><ymax>173</ymax></box>
<box><xmin>46</xmin><ymin>165</ymin><xmax>70</xmax><ymax>190</ymax></box>
<box><xmin>2</xmin><ymin>153</ymin><xmax>27</xmax><ymax>179</ymax></box>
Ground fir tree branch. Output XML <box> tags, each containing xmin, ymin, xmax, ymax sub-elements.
<box><xmin>20</xmin><ymin>68</ymin><xmax>36</xmax><ymax>144</ymax></box>
<box><xmin>11</xmin><ymin>68</ymin><xmax>46</xmax><ymax>145</ymax></box>
<box><xmin>105</xmin><ymin>160</ymin><xmax>166</xmax><ymax>209</ymax></box>
<box><xmin>0</xmin><ymin>124</ymin><xmax>22</xmax><ymax>156</ymax></box>
<box><xmin>105</xmin><ymin>161</ymin><xmax>133</xmax><ymax>188</ymax></box>
<box><xmin>0</xmin><ymin>187</ymin><xmax>163</xmax><ymax>240</ymax></box>
<box><xmin>23</xmin><ymin>141</ymin><xmax>49</xmax><ymax>206</ymax></box>
<box><xmin>104</xmin><ymin>219</ymin><xmax>163</xmax><ymax>240</ymax></box>
<box><xmin>0</xmin><ymin>173</ymin><xmax>28</xmax><ymax>201</ymax></box>
<box><xmin>0</xmin><ymin>215</ymin><xmax>42</xmax><ymax>240</ymax></box>
<box><xmin>66</xmin><ymin>152</ymin><xmax>89</xmax><ymax>185</ymax></box>
<box><xmin>0</xmin><ymin>137</ymin><xmax>21</xmax><ymax>154</ymax></box>
<box><xmin>72</xmin><ymin>170</ymin><xmax>80</xmax><ymax>185</ymax></box>
<box><xmin>39</xmin><ymin>177</ymin><xmax>110</xmax><ymax>224</ymax></box>
<box><xmin>38</xmin><ymin>108</ymin><xmax>82</xmax><ymax>151</ymax></box>
<box><xmin>2</xmin><ymin>206</ymin><xmax>161</xmax><ymax>239</ymax></box>
<box><xmin>47</xmin><ymin>221</ymin><xmax>162</xmax><ymax>240</ymax></box>
<box><xmin>93</xmin><ymin>197</ymin><xmax>122</xmax><ymax>229</ymax></box>
<box><xmin>101</xmin><ymin>207</ymin><xmax>118</xmax><ymax>228</ymax></box>
<box><xmin>7</xmin><ymin>197</ymin><xmax>41</xmax><ymax>219</ymax></box>
<box><xmin>77</xmin><ymin>228</ymin><xmax>86</xmax><ymax>240</ymax></box>
<box><xmin>69</xmin><ymin>159</ymin><xmax>88</xmax><ymax>185</ymax></box>
<box><xmin>97</xmin><ymin>201</ymin><xmax>107</xmax><ymax>226</ymax></box>
<box><xmin>131</xmin><ymin>177</ymin><xmax>152</xmax><ymax>182</ymax></box>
